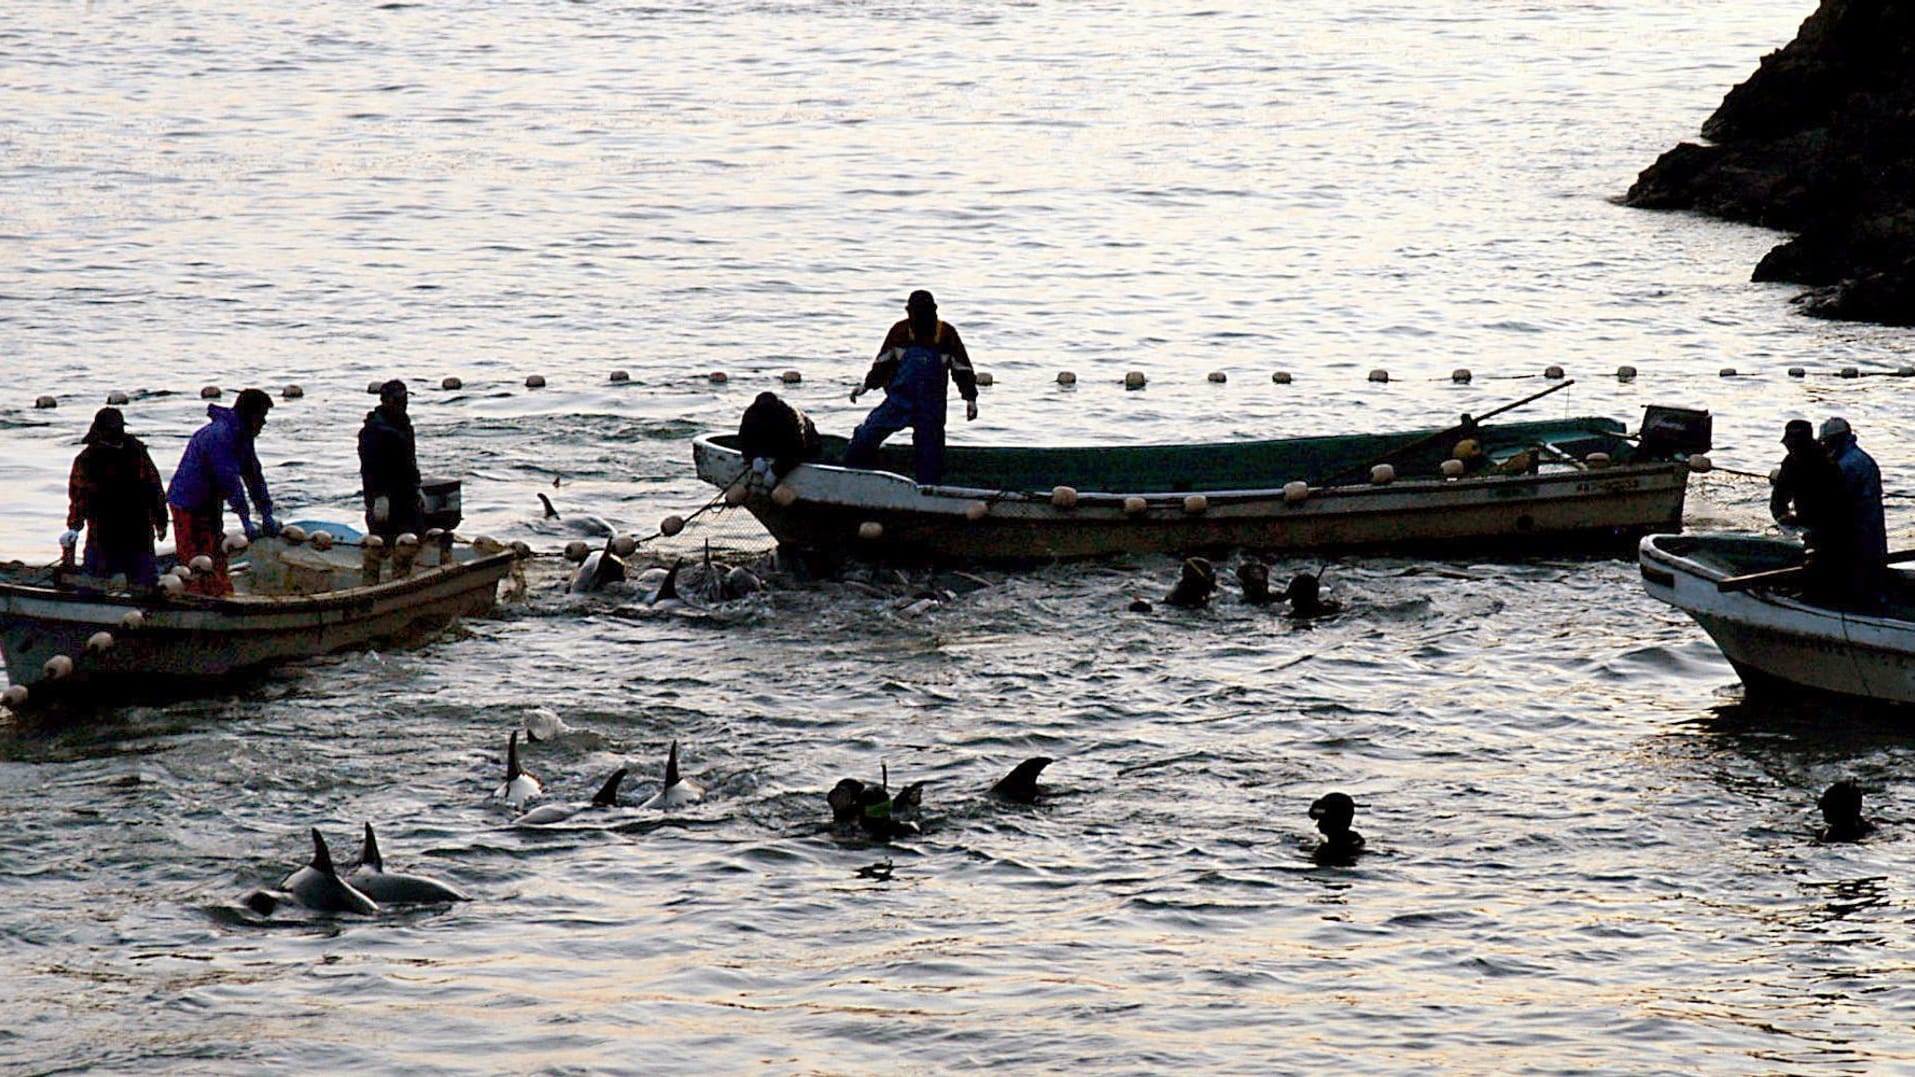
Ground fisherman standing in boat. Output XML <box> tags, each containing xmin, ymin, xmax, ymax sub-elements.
<box><xmin>60</xmin><ymin>407</ymin><xmax>168</xmax><ymax>587</ymax></box>
<box><xmin>1819</xmin><ymin>416</ymin><xmax>1888</xmax><ymax>608</ymax></box>
<box><xmin>844</xmin><ymin>290</ymin><xmax>979</xmax><ymax>484</ymax></box>
<box><xmin>1772</xmin><ymin>419</ymin><xmax>1851</xmax><ymax>602</ymax></box>
<box><xmin>166</xmin><ymin>388</ymin><xmax>278</xmax><ymax>596</ymax></box>
<box><xmin>358</xmin><ymin>379</ymin><xmax>424</xmax><ymax>542</ymax></box>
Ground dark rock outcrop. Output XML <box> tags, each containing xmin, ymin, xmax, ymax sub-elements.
<box><xmin>1623</xmin><ymin>0</ymin><xmax>1915</xmax><ymax>326</ymax></box>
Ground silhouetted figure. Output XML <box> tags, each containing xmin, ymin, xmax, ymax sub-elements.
<box><xmin>1237</xmin><ymin>560</ymin><xmax>1276</xmax><ymax>605</ymax></box>
<box><xmin>62</xmin><ymin>407</ymin><xmax>167</xmax><ymax>586</ymax></box>
<box><xmin>736</xmin><ymin>391</ymin><xmax>822</xmax><ymax>480</ymax></box>
<box><xmin>827</xmin><ymin>766</ymin><xmax>924</xmax><ymax>842</ymax></box>
<box><xmin>1165</xmin><ymin>557</ymin><xmax>1217</xmax><ymax>608</ymax></box>
<box><xmin>1818</xmin><ymin>779</ymin><xmax>1877</xmax><ymax>843</ymax></box>
<box><xmin>1283</xmin><ymin>572</ymin><xmax>1340</xmax><ymax>618</ymax></box>
<box><xmin>1309</xmin><ymin>791</ymin><xmax>1365</xmax><ymax>864</ymax></box>
<box><xmin>358</xmin><ymin>379</ymin><xmax>423</xmax><ymax>542</ymax></box>
<box><xmin>1819</xmin><ymin>417</ymin><xmax>1888</xmax><ymax>609</ymax></box>
<box><xmin>845</xmin><ymin>290</ymin><xmax>979</xmax><ymax>484</ymax></box>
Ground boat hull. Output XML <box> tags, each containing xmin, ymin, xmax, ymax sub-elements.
<box><xmin>696</xmin><ymin>426</ymin><xmax>1690</xmax><ymax>563</ymax></box>
<box><xmin>0</xmin><ymin>541</ymin><xmax>515</xmax><ymax>696</ymax></box>
<box><xmin>1640</xmin><ymin>532</ymin><xmax>1915</xmax><ymax>706</ymax></box>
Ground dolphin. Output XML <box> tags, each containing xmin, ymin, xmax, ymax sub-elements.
<box><xmin>524</xmin><ymin>706</ymin><xmax>576</xmax><ymax>743</ymax></box>
<box><xmin>274</xmin><ymin>828</ymin><xmax>380</xmax><ymax>915</ymax></box>
<box><xmin>991</xmin><ymin>757</ymin><xmax>1054</xmax><ymax>804</ymax></box>
<box><xmin>514</xmin><ymin>768</ymin><xmax>629</xmax><ymax>826</ymax></box>
<box><xmin>349</xmin><ymin>823</ymin><xmax>470</xmax><ymax>903</ymax></box>
<box><xmin>492</xmin><ymin>730</ymin><xmax>543</xmax><ymax>808</ymax></box>
<box><xmin>647</xmin><ymin>561</ymin><xmax>687</xmax><ymax>610</ymax></box>
<box><xmin>569</xmin><ymin>534</ymin><xmax>628</xmax><ymax>594</ymax></box>
<box><xmin>639</xmin><ymin>740</ymin><xmax>704</xmax><ymax>810</ymax></box>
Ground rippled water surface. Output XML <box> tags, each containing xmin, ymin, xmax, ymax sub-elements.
<box><xmin>7</xmin><ymin>1</ymin><xmax>1915</xmax><ymax>1072</ymax></box>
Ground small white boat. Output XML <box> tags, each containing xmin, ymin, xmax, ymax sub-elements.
<box><xmin>0</xmin><ymin>533</ymin><xmax>515</xmax><ymax>703</ymax></box>
<box><xmin>1639</xmin><ymin>531</ymin><xmax>1915</xmax><ymax>705</ymax></box>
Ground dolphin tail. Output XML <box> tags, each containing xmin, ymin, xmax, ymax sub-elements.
<box><xmin>663</xmin><ymin>741</ymin><xmax>681</xmax><ymax>788</ymax></box>
<box><xmin>594</xmin><ymin>768</ymin><xmax>629</xmax><ymax>807</ymax></box>
<box><xmin>310</xmin><ymin>828</ymin><xmax>338</xmax><ymax>876</ymax></box>
<box><xmin>991</xmin><ymin>757</ymin><xmax>1054</xmax><ymax>804</ymax></box>
<box><xmin>359</xmin><ymin>822</ymin><xmax>385</xmax><ymax>874</ymax></box>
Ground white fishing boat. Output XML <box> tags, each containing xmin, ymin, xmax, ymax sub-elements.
<box><xmin>0</xmin><ymin>531</ymin><xmax>516</xmax><ymax>703</ymax></box>
<box><xmin>1639</xmin><ymin>531</ymin><xmax>1915</xmax><ymax>705</ymax></box>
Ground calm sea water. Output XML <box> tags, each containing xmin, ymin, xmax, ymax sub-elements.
<box><xmin>6</xmin><ymin>1</ymin><xmax>1915</xmax><ymax>1072</ymax></box>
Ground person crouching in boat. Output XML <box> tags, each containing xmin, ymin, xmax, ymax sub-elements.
<box><xmin>166</xmin><ymin>388</ymin><xmax>279</xmax><ymax>596</ymax></box>
<box><xmin>844</xmin><ymin>290</ymin><xmax>979</xmax><ymax>485</ymax></box>
<box><xmin>60</xmin><ymin>407</ymin><xmax>168</xmax><ymax>587</ymax></box>
<box><xmin>358</xmin><ymin>379</ymin><xmax>424</xmax><ymax>542</ymax></box>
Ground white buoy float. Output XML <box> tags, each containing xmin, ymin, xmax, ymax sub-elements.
<box><xmin>1368</xmin><ymin>369</ymin><xmax>1389</xmax><ymax>383</ymax></box>
<box><xmin>1788</xmin><ymin>367</ymin><xmax>1806</xmax><ymax>378</ymax></box>
<box><xmin>709</xmin><ymin>371</ymin><xmax>729</xmax><ymax>384</ymax></box>
<box><xmin>660</xmin><ymin>515</ymin><xmax>686</xmax><ymax>537</ymax></box>
<box><xmin>442</xmin><ymin>376</ymin><xmax>463</xmax><ymax>390</ymax></box>
<box><xmin>1543</xmin><ymin>365</ymin><xmax>1565</xmax><ymax>379</ymax></box>
<box><xmin>86</xmin><ymin>631</ymin><xmax>114</xmax><ymax>654</ymax></box>
<box><xmin>201</xmin><ymin>385</ymin><xmax>222</xmax><ymax>399</ymax></box>
<box><xmin>564</xmin><ymin>540</ymin><xmax>590</xmax><ymax>563</ymax></box>
<box><xmin>964</xmin><ymin>500</ymin><xmax>989</xmax><ymax>521</ymax></box>
<box><xmin>34</xmin><ymin>395</ymin><xmax>56</xmax><ymax>409</ymax></box>
<box><xmin>525</xmin><ymin>374</ymin><xmax>547</xmax><ymax>388</ymax></box>
<box><xmin>1123</xmin><ymin>496</ymin><xmax>1147</xmax><ymax>517</ymax></box>
<box><xmin>1585</xmin><ymin>452</ymin><xmax>1611</xmax><ymax>468</ymax></box>
<box><xmin>1272</xmin><ymin>371</ymin><xmax>1293</xmax><ymax>384</ymax></box>
<box><xmin>1</xmin><ymin>684</ymin><xmax>26</xmax><ymax>708</ymax></box>
<box><xmin>780</xmin><ymin>370</ymin><xmax>802</xmax><ymax>384</ymax></box>
<box><xmin>1183</xmin><ymin>494</ymin><xmax>1208</xmax><ymax>514</ymax></box>
<box><xmin>1840</xmin><ymin>367</ymin><xmax>1860</xmax><ymax>379</ymax></box>
<box><xmin>610</xmin><ymin>370</ymin><xmax>630</xmax><ymax>383</ymax></box>
<box><xmin>509</xmin><ymin>540</ymin><xmax>534</xmax><ymax>559</ymax></box>
<box><xmin>1057</xmin><ymin>371</ymin><xmax>1076</xmax><ymax>386</ymax></box>
<box><xmin>1451</xmin><ymin>369</ymin><xmax>1471</xmax><ymax>384</ymax></box>
<box><xmin>188</xmin><ymin>555</ymin><xmax>214</xmax><ymax>575</ymax></box>
<box><xmin>310</xmin><ymin>530</ymin><xmax>335</xmax><ymax>551</ymax></box>
<box><xmin>120</xmin><ymin>609</ymin><xmax>145</xmax><ymax>631</ymax></box>
<box><xmin>1124</xmin><ymin>371</ymin><xmax>1147</xmax><ymax>390</ymax></box>
<box><xmin>1441</xmin><ymin>458</ymin><xmax>1465</xmax><ymax>478</ymax></box>
<box><xmin>223</xmin><ymin>532</ymin><xmax>249</xmax><ymax>554</ymax></box>
<box><xmin>1616</xmin><ymin>365</ymin><xmax>1638</xmax><ymax>381</ymax></box>
<box><xmin>771</xmin><ymin>484</ymin><xmax>799</xmax><ymax>508</ymax></box>
<box><xmin>282</xmin><ymin>385</ymin><xmax>304</xmax><ymax>399</ymax></box>
<box><xmin>44</xmin><ymin>655</ymin><xmax>74</xmax><ymax>680</ymax></box>
<box><xmin>1051</xmin><ymin>486</ymin><xmax>1078</xmax><ymax>509</ymax></box>
<box><xmin>1207</xmin><ymin>371</ymin><xmax>1227</xmax><ymax>383</ymax></box>
<box><xmin>724</xmin><ymin>481</ymin><xmax>749</xmax><ymax>506</ymax></box>
<box><xmin>975</xmin><ymin>371</ymin><xmax>994</xmax><ymax>387</ymax></box>
<box><xmin>159</xmin><ymin>574</ymin><xmax>186</xmax><ymax>597</ymax></box>
<box><xmin>1283</xmin><ymin>480</ymin><xmax>1310</xmax><ymax>504</ymax></box>
<box><xmin>1687</xmin><ymin>454</ymin><xmax>1713</xmax><ymax>473</ymax></box>
<box><xmin>1371</xmin><ymin>464</ymin><xmax>1396</xmax><ymax>485</ymax></box>
<box><xmin>106</xmin><ymin>390</ymin><xmax>130</xmax><ymax>405</ymax></box>
<box><xmin>280</xmin><ymin>524</ymin><xmax>307</xmax><ymax>544</ymax></box>
<box><xmin>612</xmin><ymin>534</ymin><xmax>639</xmax><ymax>557</ymax></box>
<box><xmin>857</xmin><ymin>521</ymin><xmax>883</xmax><ymax>541</ymax></box>
<box><xmin>1719</xmin><ymin>367</ymin><xmax>1737</xmax><ymax>378</ymax></box>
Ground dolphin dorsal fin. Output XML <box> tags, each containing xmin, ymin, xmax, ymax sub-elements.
<box><xmin>506</xmin><ymin>730</ymin><xmax>523</xmax><ymax>780</ymax></box>
<box><xmin>310</xmin><ymin>828</ymin><xmax>337</xmax><ymax>876</ymax></box>
<box><xmin>655</xmin><ymin>561</ymin><xmax>682</xmax><ymax>603</ymax></box>
<box><xmin>594</xmin><ymin>768</ymin><xmax>629</xmax><ymax>807</ymax></box>
<box><xmin>538</xmin><ymin>493</ymin><xmax>559</xmax><ymax>519</ymax></box>
<box><xmin>663</xmin><ymin>741</ymin><xmax>681</xmax><ymax>788</ymax></box>
<box><xmin>881</xmin><ymin>762</ymin><xmax>889</xmax><ymax>794</ymax></box>
<box><xmin>359</xmin><ymin>822</ymin><xmax>385</xmax><ymax>873</ymax></box>
<box><xmin>992</xmin><ymin>757</ymin><xmax>1054</xmax><ymax>804</ymax></box>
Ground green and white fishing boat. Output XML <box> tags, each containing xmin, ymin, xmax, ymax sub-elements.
<box><xmin>694</xmin><ymin>400</ymin><xmax>1707</xmax><ymax>565</ymax></box>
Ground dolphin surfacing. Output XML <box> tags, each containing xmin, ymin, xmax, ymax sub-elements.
<box><xmin>350</xmin><ymin>823</ymin><xmax>469</xmax><ymax>903</ymax></box>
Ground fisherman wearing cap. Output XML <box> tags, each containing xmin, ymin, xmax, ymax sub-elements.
<box><xmin>1819</xmin><ymin>416</ymin><xmax>1888</xmax><ymax>607</ymax></box>
<box><xmin>1770</xmin><ymin>419</ymin><xmax>1843</xmax><ymax>535</ymax></box>
<box><xmin>358</xmin><ymin>379</ymin><xmax>424</xmax><ymax>542</ymax></box>
<box><xmin>166</xmin><ymin>388</ymin><xmax>278</xmax><ymax>596</ymax></box>
<box><xmin>844</xmin><ymin>289</ymin><xmax>979</xmax><ymax>484</ymax></box>
<box><xmin>61</xmin><ymin>407</ymin><xmax>169</xmax><ymax>586</ymax></box>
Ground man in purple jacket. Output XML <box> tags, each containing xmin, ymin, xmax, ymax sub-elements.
<box><xmin>166</xmin><ymin>388</ymin><xmax>278</xmax><ymax>595</ymax></box>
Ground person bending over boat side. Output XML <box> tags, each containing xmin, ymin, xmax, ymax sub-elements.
<box><xmin>1771</xmin><ymin>419</ymin><xmax>1850</xmax><ymax>599</ymax></box>
<box><xmin>844</xmin><ymin>290</ymin><xmax>979</xmax><ymax>484</ymax></box>
<box><xmin>736</xmin><ymin>391</ymin><xmax>822</xmax><ymax>481</ymax></box>
<box><xmin>358</xmin><ymin>379</ymin><xmax>424</xmax><ymax>542</ymax></box>
<box><xmin>60</xmin><ymin>407</ymin><xmax>168</xmax><ymax>587</ymax></box>
<box><xmin>166</xmin><ymin>388</ymin><xmax>278</xmax><ymax>596</ymax></box>
<box><xmin>1818</xmin><ymin>416</ymin><xmax>1888</xmax><ymax>610</ymax></box>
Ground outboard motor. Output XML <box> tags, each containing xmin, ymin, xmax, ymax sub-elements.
<box><xmin>1637</xmin><ymin>405</ymin><xmax>1712</xmax><ymax>459</ymax></box>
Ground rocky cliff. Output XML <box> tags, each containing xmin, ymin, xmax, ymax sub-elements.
<box><xmin>1624</xmin><ymin>0</ymin><xmax>1915</xmax><ymax>325</ymax></box>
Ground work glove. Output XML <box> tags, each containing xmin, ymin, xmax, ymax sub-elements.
<box><xmin>260</xmin><ymin>514</ymin><xmax>281</xmax><ymax>538</ymax></box>
<box><xmin>59</xmin><ymin>529</ymin><xmax>79</xmax><ymax>549</ymax></box>
<box><xmin>966</xmin><ymin>399</ymin><xmax>979</xmax><ymax>422</ymax></box>
<box><xmin>371</xmin><ymin>495</ymin><xmax>391</xmax><ymax>525</ymax></box>
<box><xmin>155</xmin><ymin>519</ymin><xmax>168</xmax><ymax>542</ymax></box>
<box><xmin>849</xmin><ymin>386</ymin><xmax>865</xmax><ymax>403</ymax></box>
<box><xmin>241</xmin><ymin>516</ymin><xmax>259</xmax><ymax>541</ymax></box>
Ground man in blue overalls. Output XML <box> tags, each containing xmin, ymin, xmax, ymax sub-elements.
<box><xmin>844</xmin><ymin>290</ymin><xmax>979</xmax><ymax>484</ymax></box>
